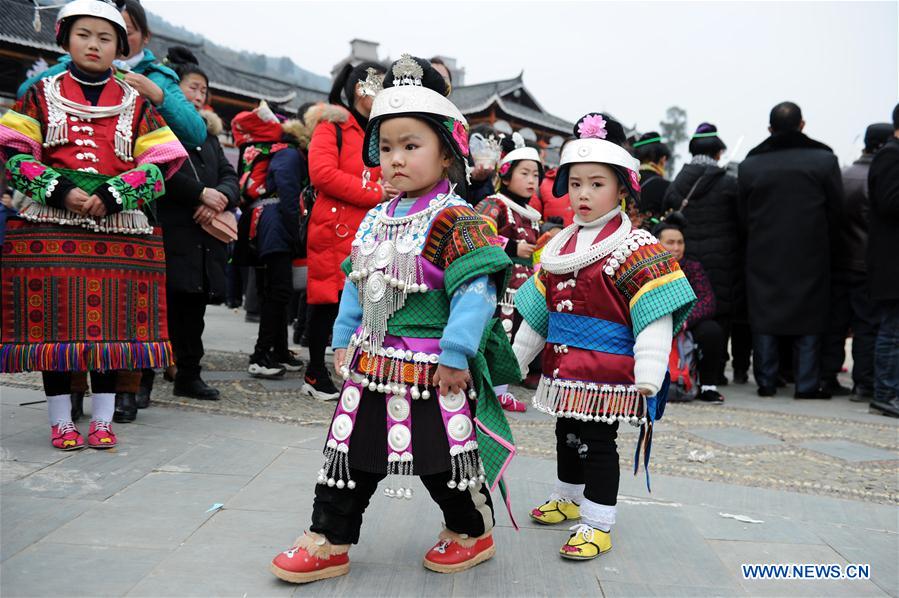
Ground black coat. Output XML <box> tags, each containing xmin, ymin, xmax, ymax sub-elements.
<box><xmin>663</xmin><ymin>162</ymin><xmax>743</xmax><ymax>318</ymax></box>
<box><xmin>867</xmin><ymin>137</ymin><xmax>899</xmax><ymax>301</ymax></box>
<box><xmin>737</xmin><ymin>131</ymin><xmax>844</xmax><ymax>335</ymax></box>
<box><xmin>836</xmin><ymin>155</ymin><xmax>873</xmax><ymax>273</ymax></box>
<box><xmin>158</xmin><ymin>119</ymin><xmax>239</xmax><ymax>303</ymax></box>
<box><xmin>637</xmin><ymin>168</ymin><xmax>670</xmax><ymax>218</ymax></box>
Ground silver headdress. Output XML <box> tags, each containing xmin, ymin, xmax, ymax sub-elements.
<box><xmin>392</xmin><ymin>54</ymin><xmax>424</xmax><ymax>86</ymax></box>
<box><xmin>358</xmin><ymin>67</ymin><xmax>384</xmax><ymax>98</ymax></box>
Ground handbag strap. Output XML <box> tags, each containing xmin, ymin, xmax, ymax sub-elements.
<box><xmin>678</xmin><ymin>175</ymin><xmax>707</xmax><ymax>212</ymax></box>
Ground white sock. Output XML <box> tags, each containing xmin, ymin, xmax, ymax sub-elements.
<box><xmin>701</xmin><ymin>385</ymin><xmax>718</xmax><ymax>392</ymax></box>
<box><xmin>91</xmin><ymin>393</ymin><xmax>115</xmax><ymax>422</ymax></box>
<box><xmin>47</xmin><ymin>394</ymin><xmax>72</xmax><ymax>426</ymax></box>
<box><xmin>579</xmin><ymin>497</ymin><xmax>616</xmax><ymax>532</ymax></box>
<box><xmin>552</xmin><ymin>479</ymin><xmax>586</xmax><ymax>504</ymax></box>
<box><xmin>493</xmin><ymin>384</ymin><xmax>509</xmax><ymax>396</ymax></box>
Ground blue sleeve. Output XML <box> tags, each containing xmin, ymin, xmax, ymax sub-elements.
<box><xmin>332</xmin><ymin>280</ymin><xmax>362</xmax><ymax>349</ymax></box>
<box><xmin>439</xmin><ymin>275</ymin><xmax>497</xmax><ymax>369</ymax></box>
<box><xmin>147</xmin><ymin>70</ymin><xmax>208</xmax><ymax>147</ymax></box>
<box><xmin>17</xmin><ymin>59</ymin><xmax>68</xmax><ymax>98</ymax></box>
<box><xmin>268</xmin><ymin>149</ymin><xmax>302</xmax><ymax>236</ymax></box>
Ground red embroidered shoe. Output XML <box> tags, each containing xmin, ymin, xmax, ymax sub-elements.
<box><xmin>423</xmin><ymin>530</ymin><xmax>495</xmax><ymax>573</ymax></box>
<box><xmin>498</xmin><ymin>392</ymin><xmax>527</xmax><ymax>413</ymax></box>
<box><xmin>270</xmin><ymin>533</ymin><xmax>350</xmax><ymax>584</ymax></box>
<box><xmin>50</xmin><ymin>421</ymin><xmax>84</xmax><ymax>451</ymax></box>
<box><xmin>87</xmin><ymin>420</ymin><xmax>117</xmax><ymax>449</ymax></box>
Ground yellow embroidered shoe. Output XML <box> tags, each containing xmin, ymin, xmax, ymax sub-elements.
<box><xmin>559</xmin><ymin>524</ymin><xmax>611</xmax><ymax>560</ymax></box>
<box><xmin>529</xmin><ymin>498</ymin><xmax>580</xmax><ymax>525</ymax></box>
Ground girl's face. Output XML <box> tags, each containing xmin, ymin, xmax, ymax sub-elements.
<box><xmin>122</xmin><ymin>10</ymin><xmax>148</xmax><ymax>59</ymax></box>
<box><xmin>379</xmin><ymin>117</ymin><xmax>451</xmax><ymax>198</ymax></box>
<box><xmin>179</xmin><ymin>73</ymin><xmax>208</xmax><ymax>111</ymax></box>
<box><xmin>659</xmin><ymin>228</ymin><xmax>685</xmax><ymax>261</ymax></box>
<box><xmin>568</xmin><ymin>162</ymin><xmax>625</xmax><ymax>222</ymax></box>
<box><xmin>65</xmin><ymin>17</ymin><xmax>118</xmax><ymax>73</ymax></box>
<box><xmin>506</xmin><ymin>160</ymin><xmax>540</xmax><ymax>198</ymax></box>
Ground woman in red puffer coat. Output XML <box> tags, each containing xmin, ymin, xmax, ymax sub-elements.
<box><xmin>302</xmin><ymin>62</ymin><xmax>387</xmax><ymax>400</ymax></box>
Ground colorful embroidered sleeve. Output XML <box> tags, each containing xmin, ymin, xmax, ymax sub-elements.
<box><xmin>94</xmin><ymin>164</ymin><xmax>166</xmax><ymax>214</ymax></box>
<box><xmin>0</xmin><ymin>88</ymin><xmax>45</xmax><ymax>163</ymax></box>
<box><xmin>473</xmin><ymin>196</ymin><xmax>506</xmax><ymax>233</ymax></box>
<box><xmin>133</xmin><ymin>100</ymin><xmax>187</xmax><ymax>179</ymax></box>
<box><xmin>422</xmin><ymin>204</ymin><xmax>512</xmax><ymax>297</ymax></box>
<box><xmin>611</xmin><ymin>240</ymin><xmax>697</xmax><ymax>336</ymax></box>
<box><xmin>4</xmin><ymin>154</ymin><xmax>75</xmax><ymax>209</ymax></box>
<box><xmin>513</xmin><ymin>271</ymin><xmax>549</xmax><ymax>337</ymax></box>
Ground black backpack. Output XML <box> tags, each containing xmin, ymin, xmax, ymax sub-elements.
<box><xmin>296</xmin><ymin>123</ymin><xmax>342</xmax><ymax>259</ymax></box>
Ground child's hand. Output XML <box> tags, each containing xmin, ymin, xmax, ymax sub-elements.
<box><xmin>517</xmin><ymin>241</ymin><xmax>536</xmax><ymax>259</ymax></box>
<box><xmin>334</xmin><ymin>348</ymin><xmax>347</xmax><ymax>373</ymax></box>
<box><xmin>83</xmin><ymin>195</ymin><xmax>107</xmax><ymax>217</ymax></box>
<box><xmin>64</xmin><ymin>187</ymin><xmax>90</xmax><ymax>214</ymax></box>
<box><xmin>637</xmin><ymin>386</ymin><xmax>654</xmax><ymax>397</ymax></box>
<box><xmin>433</xmin><ymin>364</ymin><xmax>469</xmax><ymax>396</ymax></box>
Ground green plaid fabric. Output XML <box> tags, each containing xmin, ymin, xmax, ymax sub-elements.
<box><xmin>469</xmin><ymin>318</ymin><xmax>518</xmax><ymax>502</ymax></box>
<box><xmin>386</xmin><ymin>291</ymin><xmax>450</xmax><ymax>339</ymax></box>
<box><xmin>514</xmin><ymin>276</ymin><xmax>549</xmax><ymax>337</ymax></box>
<box><xmin>340</xmin><ymin>256</ymin><xmax>352</xmax><ymax>277</ymax></box>
<box><xmin>631</xmin><ymin>276</ymin><xmax>697</xmax><ymax>336</ymax></box>
<box><xmin>444</xmin><ymin>245</ymin><xmax>511</xmax><ymax>298</ymax></box>
<box><xmin>57</xmin><ymin>168</ymin><xmax>111</xmax><ymax>195</ymax></box>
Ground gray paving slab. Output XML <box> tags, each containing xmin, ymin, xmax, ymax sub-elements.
<box><xmin>809</xmin><ymin>522</ymin><xmax>899</xmax><ymax>597</ymax></box>
<box><xmin>450</xmin><ymin>526</ymin><xmax>604</xmax><ymax>597</ymax></box>
<box><xmin>185</xmin><ymin>507</ymin><xmax>302</xmax><ymax>549</ymax></box>
<box><xmin>599</xmin><ymin>580</ymin><xmax>748</xmax><ymax>597</ymax></box>
<box><xmin>1</xmin><ymin>543</ymin><xmax>169</xmax><ymax>598</ymax></box>
<box><xmin>0</xmin><ymin>424</ymin><xmax>75</xmax><ymax>466</ymax></box>
<box><xmin>103</xmin><ymin>471</ymin><xmax>251</xmax><ymax>509</ymax></box>
<box><xmin>125</xmin><ymin>541</ymin><xmax>294</xmax><ymax>598</ymax></box>
<box><xmin>1</xmin><ymin>426</ymin><xmax>195</xmax><ymax>500</ymax></box>
<box><xmin>691</xmin><ymin>426</ymin><xmax>783</xmax><ymax>447</ymax></box>
<box><xmin>0</xmin><ymin>403</ymin><xmax>46</xmax><ymax>439</ymax></box>
<box><xmin>0</xmin><ymin>460</ymin><xmax>46</xmax><ymax>483</ymax></box>
<box><xmin>798</xmin><ymin>439</ymin><xmax>899</xmax><ymax>462</ymax></box>
<box><xmin>257</xmin><ymin>377</ymin><xmax>308</xmax><ymax>391</ymax></box>
<box><xmin>0</xmin><ymin>495</ymin><xmax>98</xmax><ymax>562</ymax></box>
<box><xmin>226</xmin><ymin>447</ymin><xmax>320</xmax><ymax>513</ymax></box>
<box><xmin>295</xmin><ymin>562</ymin><xmax>456</xmax><ymax>598</ymax></box>
<box><xmin>708</xmin><ymin>539</ymin><xmax>890</xmax><ymax>597</ymax></box>
<box><xmin>50</xmin><ymin>501</ymin><xmax>218</xmax><ymax>550</ymax></box>
<box><xmin>138</xmin><ymin>409</ymin><xmax>324</xmax><ymax>448</ymax></box>
<box><xmin>679</xmin><ymin>504</ymin><xmax>824</xmax><ymax>545</ymax></box>
<box><xmin>158</xmin><ymin>436</ymin><xmax>284</xmax><ymax>476</ymax></box>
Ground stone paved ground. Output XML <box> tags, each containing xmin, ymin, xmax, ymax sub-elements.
<box><xmin>2</xmin><ymin>305</ymin><xmax>897</xmax><ymax>597</ymax></box>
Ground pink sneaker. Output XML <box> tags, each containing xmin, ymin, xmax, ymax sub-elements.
<box><xmin>87</xmin><ymin>420</ymin><xmax>117</xmax><ymax>449</ymax></box>
<box><xmin>498</xmin><ymin>392</ymin><xmax>526</xmax><ymax>413</ymax></box>
<box><xmin>50</xmin><ymin>421</ymin><xmax>84</xmax><ymax>451</ymax></box>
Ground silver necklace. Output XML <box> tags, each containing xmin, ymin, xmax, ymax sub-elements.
<box><xmin>43</xmin><ymin>72</ymin><xmax>138</xmax><ymax>162</ymax></box>
<box><xmin>540</xmin><ymin>210</ymin><xmax>632</xmax><ymax>275</ymax></box>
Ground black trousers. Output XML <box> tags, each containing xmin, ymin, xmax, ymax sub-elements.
<box><xmin>555</xmin><ymin>418</ymin><xmax>620</xmax><ymax>506</ymax></box>
<box><xmin>717</xmin><ymin>316</ymin><xmax>752</xmax><ymax>376</ymax></box>
<box><xmin>43</xmin><ymin>371</ymin><xmax>117</xmax><ymax>395</ymax></box>
<box><xmin>166</xmin><ymin>291</ymin><xmax>208</xmax><ymax>381</ymax></box>
<box><xmin>822</xmin><ymin>271</ymin><xmax>879</xmax><ymax>392</ymax></box>
<box><xmin>311</xmin><ymin>468</ymin><xmax>495</xmax><ymax>545</ymax></box>
<box><xmin>690</xmin><ymin>319</ymin><xmax>725</xmax><ymax>386</ymax></box>
<box><xmin>252</xmin><ymin>252</ymin><xmax>293</xmax><ymax>360</ymax></box>
<box><xmin>307</xmin><ymin>302</ymin><xmax>339</xmax><ymax>373</ymax></box>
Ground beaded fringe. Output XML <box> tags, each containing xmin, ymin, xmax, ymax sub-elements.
<box><xmin>17</xmin><ymin>199</ymin><xmax>152</xmax><ymax>235</ymax></box>
<box><xmin>0</xmin><ymin>341</ymin><xmax>173</xmax><ymax>374</ymax></box>
<box><xmin>532</xmin><ymin>376</ymin><xmax>648</xmax><ymax>426</ymax></box>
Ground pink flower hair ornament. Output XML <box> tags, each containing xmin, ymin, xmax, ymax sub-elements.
<box><xmin>628</xmin><ymin>169</ymin><xmax>641</xmax><ymax>192</ymax></box>
<box><xmin>498</xmin><ymin>162</ymin><xmax>511</xmax><ymax>176</ymax></box>
<box><xmin>577</xmin><ymin>114</ymin><xmax>608</xmax><ymax>140</ymax></box>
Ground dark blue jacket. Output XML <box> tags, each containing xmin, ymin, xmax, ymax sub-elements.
<box><xmin>256</xmin><ymin>147</ymin><xmax>307</xmax><ymax>258</ymax></box>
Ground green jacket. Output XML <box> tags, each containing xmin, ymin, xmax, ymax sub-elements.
<box><xmin>17</xmin><ymin>50</ymin><xmax>207</xmax><ymax>147</ymax></box>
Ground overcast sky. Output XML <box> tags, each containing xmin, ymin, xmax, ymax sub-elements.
<box><xmin>144</xmin><ymin>0</ymin><xmax>897</xmax><ymax>166</ymax></box>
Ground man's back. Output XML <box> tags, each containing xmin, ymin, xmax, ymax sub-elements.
<box><xmin>737</xmin><ymin>131</ymin><xmax>843</xmax><ymax>335</ymax></box>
